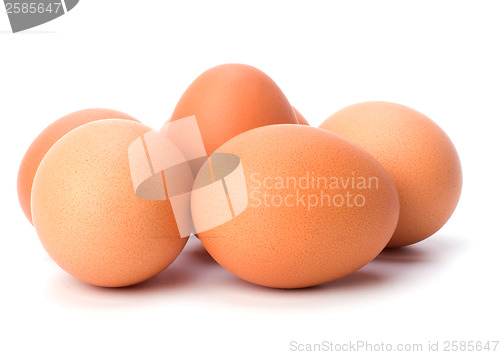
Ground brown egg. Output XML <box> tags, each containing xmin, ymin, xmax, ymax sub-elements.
<box><xmin>192</xmin><ymin>124</ymin><xmax>399</xmax><ymax>288</ymax></box>
<box><xmin>31</xmin><ymin>120</ymin><xmax>186</xmax><ymax>287</ymax></box>
<box><xmin>170</xmin><ymin>64</ymin><xmax>298</xmax><ymax>155</ymax></box>
<box><xmin>293</xmin><ymin>107</ymin><xmax>309</xmax><ymax>125</ymax></box>
<box><xmin>320</xmin><ymin>101</ymin><xmax>462</xmax><ymax>247</ymax></box>
<box><xmin>18</xmin><ymin>108</ymin><xmax>138</xmax><ymax>224</ymax></box>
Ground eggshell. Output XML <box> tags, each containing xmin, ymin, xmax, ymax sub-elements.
<box><xmin>31</xmin><ymin>120</ymin><xmax>186</xmax><ymax>287</ymax></box>
<box><xmin>18</xmin><ymin>108</ymin><xmax>138</xmax><ymax>224</ymax></box>
<box><xmin>192</xmin><ymin>124</ymin><xmax>399</xmax><ymax>288</ymax></box>
<box><xmin>320</xmin><ymin>101</ymin><xmax>462</xmax><ymax>247</ymax></box>
<box><xmin>170</xmin><ymin>64</ymin><xmax>298</xmax><ymax>154</ymax></box>
<box><xmin>293</xmin><ymin>107</ymin><xmax>309</xmax><ymax>125</ymax></box>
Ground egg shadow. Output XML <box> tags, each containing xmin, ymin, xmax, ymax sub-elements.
<box><xmin>242</xmin><ymin>239</ymin><xmax>445</xmax><ymax>295</ymax></box>
<box><xmin>209</xmin><ymin>234</ymin><xmax>467</xmax><ymax>309</ymax></box>
<box><xmin>44</xmin><ymin>237</ymin><xmax>216</xmax><ymax>308</ymax></box>
<box><xmin>124</xmin><ymin>238</ymin><xmax>218</xmax><ymax>292</ymax></box>
<box><xmin>373</xmin><ymin>233</ymin><xmax>467</xmax><ymax>266</ymax></box>
<box><xmin>374</xmin><ymin>245</ymin><xmax>432</xmax><ymax>264</ymax></box>
<box><xmin>44</xmin><ymin>234</ymin><xmax>467</xmax><ymax>309</ymax></box>
<box><xmin>252</xmin><ymin>266</ymin><xmax>390</xmax><ymax>295</ymax></box>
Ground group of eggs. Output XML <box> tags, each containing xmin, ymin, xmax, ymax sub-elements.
<box><xmin>18</xmin><ymin>64</ymin><xmax>462</xmax><ymax>289</ymax></box>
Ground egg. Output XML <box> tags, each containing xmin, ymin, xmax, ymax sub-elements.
<box><xmin>31</xmin><ymin>120</ymin><xmax>186</xmax><ymax>287</ymax></box>
<box><xmin>320</xmin><ymin>101</ymin><xmax>462</xmax><ymax>247</ymax></box>
<box><xmin>170</xmin><ymin>64</ymin><xmax>298</xmax><ymax>154</ymax></box>
<box><xmin>192</xmin><ymin>124</ymin><xmax>399</xmax><ymax>288</ymax></box>
<box><xmin>18</xmin><ymin>108</ymin><xmax>138</xmax><ymax>224</ymax></box>
<box><xmin>293</xmin><ymin>107</ymin><xmax>309</xmax><ymax>125</ymax></box>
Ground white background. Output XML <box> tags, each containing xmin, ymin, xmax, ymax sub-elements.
<box><xmin>1</xmin><ymin>1</ymin><xmax>499</xmax><ymax>354</ymax></box>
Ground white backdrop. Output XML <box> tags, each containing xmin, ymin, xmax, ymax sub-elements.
<box><xmin>1</xmin><ymin>1</ymin><xmax>499</xmax><ymax>354</ymax></box>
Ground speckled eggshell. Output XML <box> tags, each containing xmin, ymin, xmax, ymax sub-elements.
<box><xmin>320</xmin><ymin>101</ymin><xmax>462</xmax><ymax>247</ymax></box>
<box><xmin>18</xmin><ymin>108</ymin><xmax>138</xmax><ymax>224</ymax></box>
<box><xmin>170</xmin><ymin>63</ymin><xmax>298</xmax><ymax>155</ymax></box>
<box><xmin>31</xmin><ymin>120</ymin><xmax>186</xmax><ymax>287</ymax></box>
<box><xmin>192</xmin><ymin>124</ymin><xmax>400</xmax><ymax>289</ymax></box>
